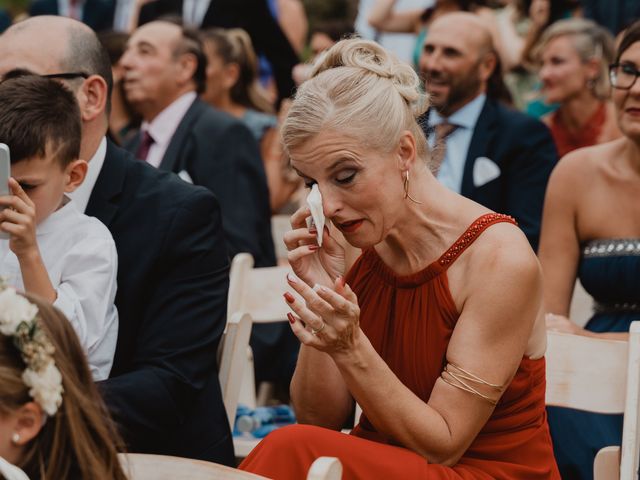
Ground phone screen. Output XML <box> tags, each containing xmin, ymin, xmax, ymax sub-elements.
<box><xmin>0</xmin><ymin>144</ymin><xmax>11</xmax><ymax>239</ymax></box>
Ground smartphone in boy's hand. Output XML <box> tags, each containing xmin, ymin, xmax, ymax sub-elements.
<box><xmin>0</xmin><ymin>144</ymin><xmax>10</xmax><ymax>239</ymax></box>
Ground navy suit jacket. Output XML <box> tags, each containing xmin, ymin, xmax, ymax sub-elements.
<box><xmin>29</xmin><ymin>0</ymin><xmax>115</xmax><ymax>32</ymax></box>
<box><xmin>127</xmin><ymin>98</ymin><xmax>276</xmax><ymax>268</ymax></box>
<box><xmin>91</xmin><ymin>141</ymin><xmax>234</xmax><ymax>465</ymax></box>
<box><xmin>423</xmin><ymin>98</ymin><xmax>558</xmax><ymax>251</ymax></box>
<box><xmin>138</xmin><ymin>0</ymin><xmax>298</xmax><ymax>102</ymax></box>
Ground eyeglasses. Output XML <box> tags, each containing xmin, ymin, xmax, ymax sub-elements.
<box><xmin>41</xmin><ymin>72</ymin><xmax>89</xmax><ymax>81</ymax></box>
<box><xmin>609</xmin><ymin>63</ymin><xmax>640</xmax><ymax>90</ymax></box>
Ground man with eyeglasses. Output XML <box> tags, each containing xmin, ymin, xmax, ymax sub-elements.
<box><xmin>0</xmin><ymin>16</ymin><xmax>235</xmax><ymax>465</ymax></box>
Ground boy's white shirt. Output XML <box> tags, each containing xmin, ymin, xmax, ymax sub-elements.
<box><xmin>0</xmin><ymin>197</ymin><xmax>118</xmax><ymax>381</ymax></box>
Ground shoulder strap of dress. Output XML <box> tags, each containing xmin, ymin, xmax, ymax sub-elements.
<box><xmin>437</xmin><ymin>213</ymin><xmax>517</xmax><ymax>269</ymax></box>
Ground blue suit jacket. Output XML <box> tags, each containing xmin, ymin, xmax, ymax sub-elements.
<box><xmin>91</xmin><ymin>142</ymin><xmax>234</xmax><ymax>464</ymax></box>
<box><xmin>423</xmin><ymin>98</ymin><xmax>558</xmax><ymax>251</ymax></box>
<box><xmin>126</xmin><ymin>98</ymin><xmax>276</xmax><ymax>268</ymax></box>
<box><xmin>29</xmin><ymin>0</ymin><xmax>115</xmax><ymax>32</ymax></box>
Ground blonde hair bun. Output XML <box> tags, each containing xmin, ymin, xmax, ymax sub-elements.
<box><xmin>310</xmin><ymin>38</ymin><xmax>428</xmax><ymax>117</ymax></box>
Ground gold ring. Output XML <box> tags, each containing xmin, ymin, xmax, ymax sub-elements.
<box><xmin>310</xmin><ymin>322</ymin><xmax>326</xmax><ymax>336</ymax></box>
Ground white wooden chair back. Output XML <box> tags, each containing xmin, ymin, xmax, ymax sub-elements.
<box><xmin>120</xmin><ymin>453</ymin><xmax>342</xmax><ymax>480</ymax></box>
<box><xmin>119</xmin><ymin>453</ymin><xmax>267</xmax><ymax>479</ymax></box>
<box><xmin>545</xmin><ymin>321</ymin><xmax>640</xmax><ymax>479</ymax></box>
<box><xmin>306</xmin><ymin>457</ymin><xmax>343</xmax><ymax>480</ymax></box>
<box><xmin>218</xmin><ymin>311</ymin><xmax>253</xmax><ymax>430</ymax></box>
<box><xmin>244</xmin><ymin>265</ymin><xmax>299</xmax><ymax>323</ymax></box>
<box><xmin>271</xmin><ymin>214</ymin><xmax>291</xmax><ymax>264</ymax></box>
<box><xmin>217</xmin><ymin>253</ymin><xmax>257</xmax><ymax>430</ymax></box>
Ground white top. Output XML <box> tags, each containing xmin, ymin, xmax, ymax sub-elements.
<box><xmin>57</xmin><ymin>0</ymin><xmax>85</xmax><ymax>20</ymax></box>
<box><xmin>183</xmin><ymin>0</ymin><xmax>212</xmax><ymax>27</ymax></box>
<box><xmin>68</xmin><ymin>136</ymin><xmax>106</xmax><ymax>214</ymax></box>
<box><xmin>427</xmin><ymin>94</ymin><xmax>487</xmax><ymax>193</ymax></box>
<box><xmin>113</xmin><ymin>0</ymin><xmax>136</xmax><ymax>32</ymax></box>
<box><xmin>140</xmin><ymin>92</ymin><xmax>197</xmax><ymax>168</ymax></box>
<box><xmin>0</xmin><ymin>457</ymin><xmax>29</xmax><ymax>480</ymax></box>
<box><xmin>0</xmin><ymin>199</ymin><xmax>118</xmax><ymax>381</ymax></box>
<box><xmin>355</xmin><ymin>0</ymin><xmax>433</xmax><ymax>64</ymax></box>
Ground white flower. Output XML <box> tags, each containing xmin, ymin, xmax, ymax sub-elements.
<box><xmin>22</xmin><ymin>362</ymin><xmax>63</xmax><ymax>416</ymax></box>
<box><xmin>0</xmin><ymin>289</ymin><xmax>38</xmax><ymax>336</ymax></box>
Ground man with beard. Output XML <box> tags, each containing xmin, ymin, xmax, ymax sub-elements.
<box><xmin>419</xmin><ymin>12</ymin><xmax>557</xmax><ymax>251</ymax></box>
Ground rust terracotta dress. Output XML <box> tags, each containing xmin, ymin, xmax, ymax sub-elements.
<box><xmin>240</xmin><ymin>214</ymin><xmax>560</xmax><ymax>479</ymax></box>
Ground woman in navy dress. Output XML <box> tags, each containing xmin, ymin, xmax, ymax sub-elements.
<box><xmin>538</xmin><ymin>20</ymin><xmax>640</xmax><ymax>480</ymax></box>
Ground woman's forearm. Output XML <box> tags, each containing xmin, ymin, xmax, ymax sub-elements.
<box><xmin>331</xmin><ymin>333</ymin><xmax>474</xmax><ymax>465</ymax></box>
<box><xmin>290</xmin><ymin>345</ymin><xmax>354</xmax><ymax>429</ymax></box>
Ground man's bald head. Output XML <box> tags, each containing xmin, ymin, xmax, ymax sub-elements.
<box><xmin>419</xmin><ymin>12</ymin><xmax>498</xmax><ymax>117</ymax></box>
<box><xmin>0</xmin><ymin>16</ymin><xmax>112</xmax><ymax>100</ymax></box>
<box><xmin>428</xmin><ymin>12</ymin><xmax>495</xmax><ymax>59</ymax></box>
<box><xmin>0</xmin><ymin>16</ymin><xmax>115</xmax><ymax>159</ymax></box>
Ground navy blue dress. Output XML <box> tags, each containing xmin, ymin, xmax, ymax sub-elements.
<box><xmin>548</xmin><ymin>239</ymin><xmax>640</xmax><ymax>480</ymax></box>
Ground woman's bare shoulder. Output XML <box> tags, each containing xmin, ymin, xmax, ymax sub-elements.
<box><xmin>552</xmin><ymin>139</ymin><xmax>622</xmax><ymax>185</ymax></box>
<box><xmin>454</xmin><ymin>220</ymin><xmax>540</xmax><ymax>301</ymax></box>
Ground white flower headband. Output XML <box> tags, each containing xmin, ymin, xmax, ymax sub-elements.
<box><xmin>0</xmin><ymin>288</ymin><xmax>63</xmax><ymax>416</ymax></box>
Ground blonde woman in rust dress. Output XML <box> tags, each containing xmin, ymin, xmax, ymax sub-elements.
<box><xmin>240</xmin><ymin>38</ymin><xmax>560</xmax><ymax>479</ymax></box>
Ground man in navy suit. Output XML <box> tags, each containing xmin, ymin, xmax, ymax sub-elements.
<box><xmin>419</xmin><ymin>13</ymin><xmax>557</xmax><ymax>252</ymax></box>
<box><xmin>29</xmin><ymin>0</ymin><xmax>115</xmax><ymax>32</ymax></box>
<box><xmin>0</xmin><ymin>16</ymin><xmax>234</xmax><ymax>464</ymax></box>
<box><xmin>121</xmin><ymin>20</ymin><xmax>275</xmax><ymax>268</ymax></box>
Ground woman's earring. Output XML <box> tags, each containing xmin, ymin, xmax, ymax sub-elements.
<box><xmin>403</xmin><ymin>171</ymin><xmax>422</xmax><ymax>204</ymax></box>
<box><xmin>11</xmin><ymin>433</ymin><xmax>20</xmax><ymax>445</ymax></box>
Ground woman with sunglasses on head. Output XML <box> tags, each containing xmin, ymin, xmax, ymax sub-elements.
<box><xmin>538</xmin><ymin>20</ymin><xmax>640</xmax><ymax>480</ymax></box>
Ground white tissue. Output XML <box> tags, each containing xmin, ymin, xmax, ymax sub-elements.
<box><xmin>307</xmin><ymin>184</ymin><xmax>325</xmax><ymax>247</ymax></box>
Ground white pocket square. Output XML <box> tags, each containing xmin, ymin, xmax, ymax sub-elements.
<box><xmin>178</xmin><ymin>170</ymin><xmax>193</xmax><ymax>184</ymax></box>
<box><xmin>473</xmin><ymin>157</ymin><xmax>501</xmax><ymax>187</ymax></box>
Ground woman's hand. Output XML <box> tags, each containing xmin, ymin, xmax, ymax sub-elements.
<box><xmin>545</xmin><ymin>313</ymin><xmax>584</xmax><ymax>335</ymax></box>
<box><xmin>284</xmin><ymin>273</ymin><xmax>361</xmax><ymax>356</ymax></box>
<box><xmin>284</xmin><ymin>205</ymin><xmax>345</xmax><ymax>288</ymax></box>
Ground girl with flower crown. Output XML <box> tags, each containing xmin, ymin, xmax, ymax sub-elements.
<box><xmin>0</xmin><ymin>288</ymin><xmax>127</xmax><ymax>480</ymax></box>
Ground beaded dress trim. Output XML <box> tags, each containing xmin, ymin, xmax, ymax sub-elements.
<box><xmin>438</xmin><ymin>213</ymin><xmax>517</xmax><ymax>267</ymax></box>
<box><xmin>582</xmin><ymin>239</ymin><xmax>640</xmax><ymax>258</ymax></box>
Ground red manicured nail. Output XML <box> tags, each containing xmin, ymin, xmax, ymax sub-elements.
<box><xmin>308</xmin><ymin>245</ymin><xmax>320</xmax><ymax>251</ymax></box>
<box><xmin>340</xmin><ymin>276</ymin><xmax>346</xmax><ymax>288</ymax></box>
<box><xmin>284</xmin><ymin>292</ymin><xmax>295</xmax><ymax>303</ymax></box>
<box><xmin>309</xmin><ymin>228</ymin><xmax>317</xmax><ymax>234</ymax></box>
<box><xmin>287</xmin><ymin>313</ymin><xmax>295</xmax><ymax>324</ymax></box>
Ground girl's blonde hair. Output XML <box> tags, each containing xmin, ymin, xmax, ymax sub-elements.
<box><xmin>282</xmin><ymin>38</ymin><xmax>430</xmax><ymax>162</ymax></box>
<box><xmin>0</xmin><ymin>293</ymin><xmax>127</xmax><ymax>480</ymax></box>
<box><xmin>536</xmin><ymin>18</ymin><xmax>615</xmax><ymax>100</ymax></box>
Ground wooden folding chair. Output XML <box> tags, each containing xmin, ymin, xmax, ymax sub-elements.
<box><xmin>545</xmin><ymin>321</ymin><xmax>640</xmax><ymax>479</ymax></box>
<box><xmin>119</xmin><ymin>453</ymin><xmax>343</xmax><ymax>480</ymax></box>
<box><xmin>271</xmin><ymin>214</ymin><xmax>292</xmax><ymax>265</ymax></box>
<box><xmin>216</xmin><ymin>253</ymin><xmax>259</xmax><ymax>429</ymax></box>
<box><xmin>119</xmin><ymin>453</ymin><xmax>267</xmax><ymax>479</ymax></box>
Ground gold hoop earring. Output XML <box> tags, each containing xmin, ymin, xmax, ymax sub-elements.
<box><xmin>403</xmin><ymin>171</ymin><xmax>422</xmax><ymax>204</ymax></box>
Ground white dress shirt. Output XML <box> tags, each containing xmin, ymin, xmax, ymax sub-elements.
<box><xmin>140</xmin><ymin>91</ymin><xmax>197</xmax><ymax>168</ymax></box>
<box><xmin>68</xmin><ymin>136</ymin><xmax>106</xmax><ymax>213</ymax></box>
<box><xmin>0</xmin><ymin>199</ymin><xmax>119</xmax><ymax>381</ymax></box>
<box><xmin>183</xmin><ymin>0</ymin><xmax>212</xmax><ymax>27</ymax></box>
<box><xmin>427</xmin><ymin>94</ymin><xmax>487</xmax><ymax>193</ymax></box>
<box><xmin>58</xmin><ymin>0</ymin><xmax>85</xmax><ymax>20</ymax></box>
<box><xmin>113</xmin><ymin>0</ymin><xmax>136</xmax><ymax>31</ymax></box>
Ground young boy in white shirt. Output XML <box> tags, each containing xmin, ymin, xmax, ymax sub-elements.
<box><xmin>0</xmin><ymin>75</ymin><xmax>118</xmax><ymax>381</ymax></box>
